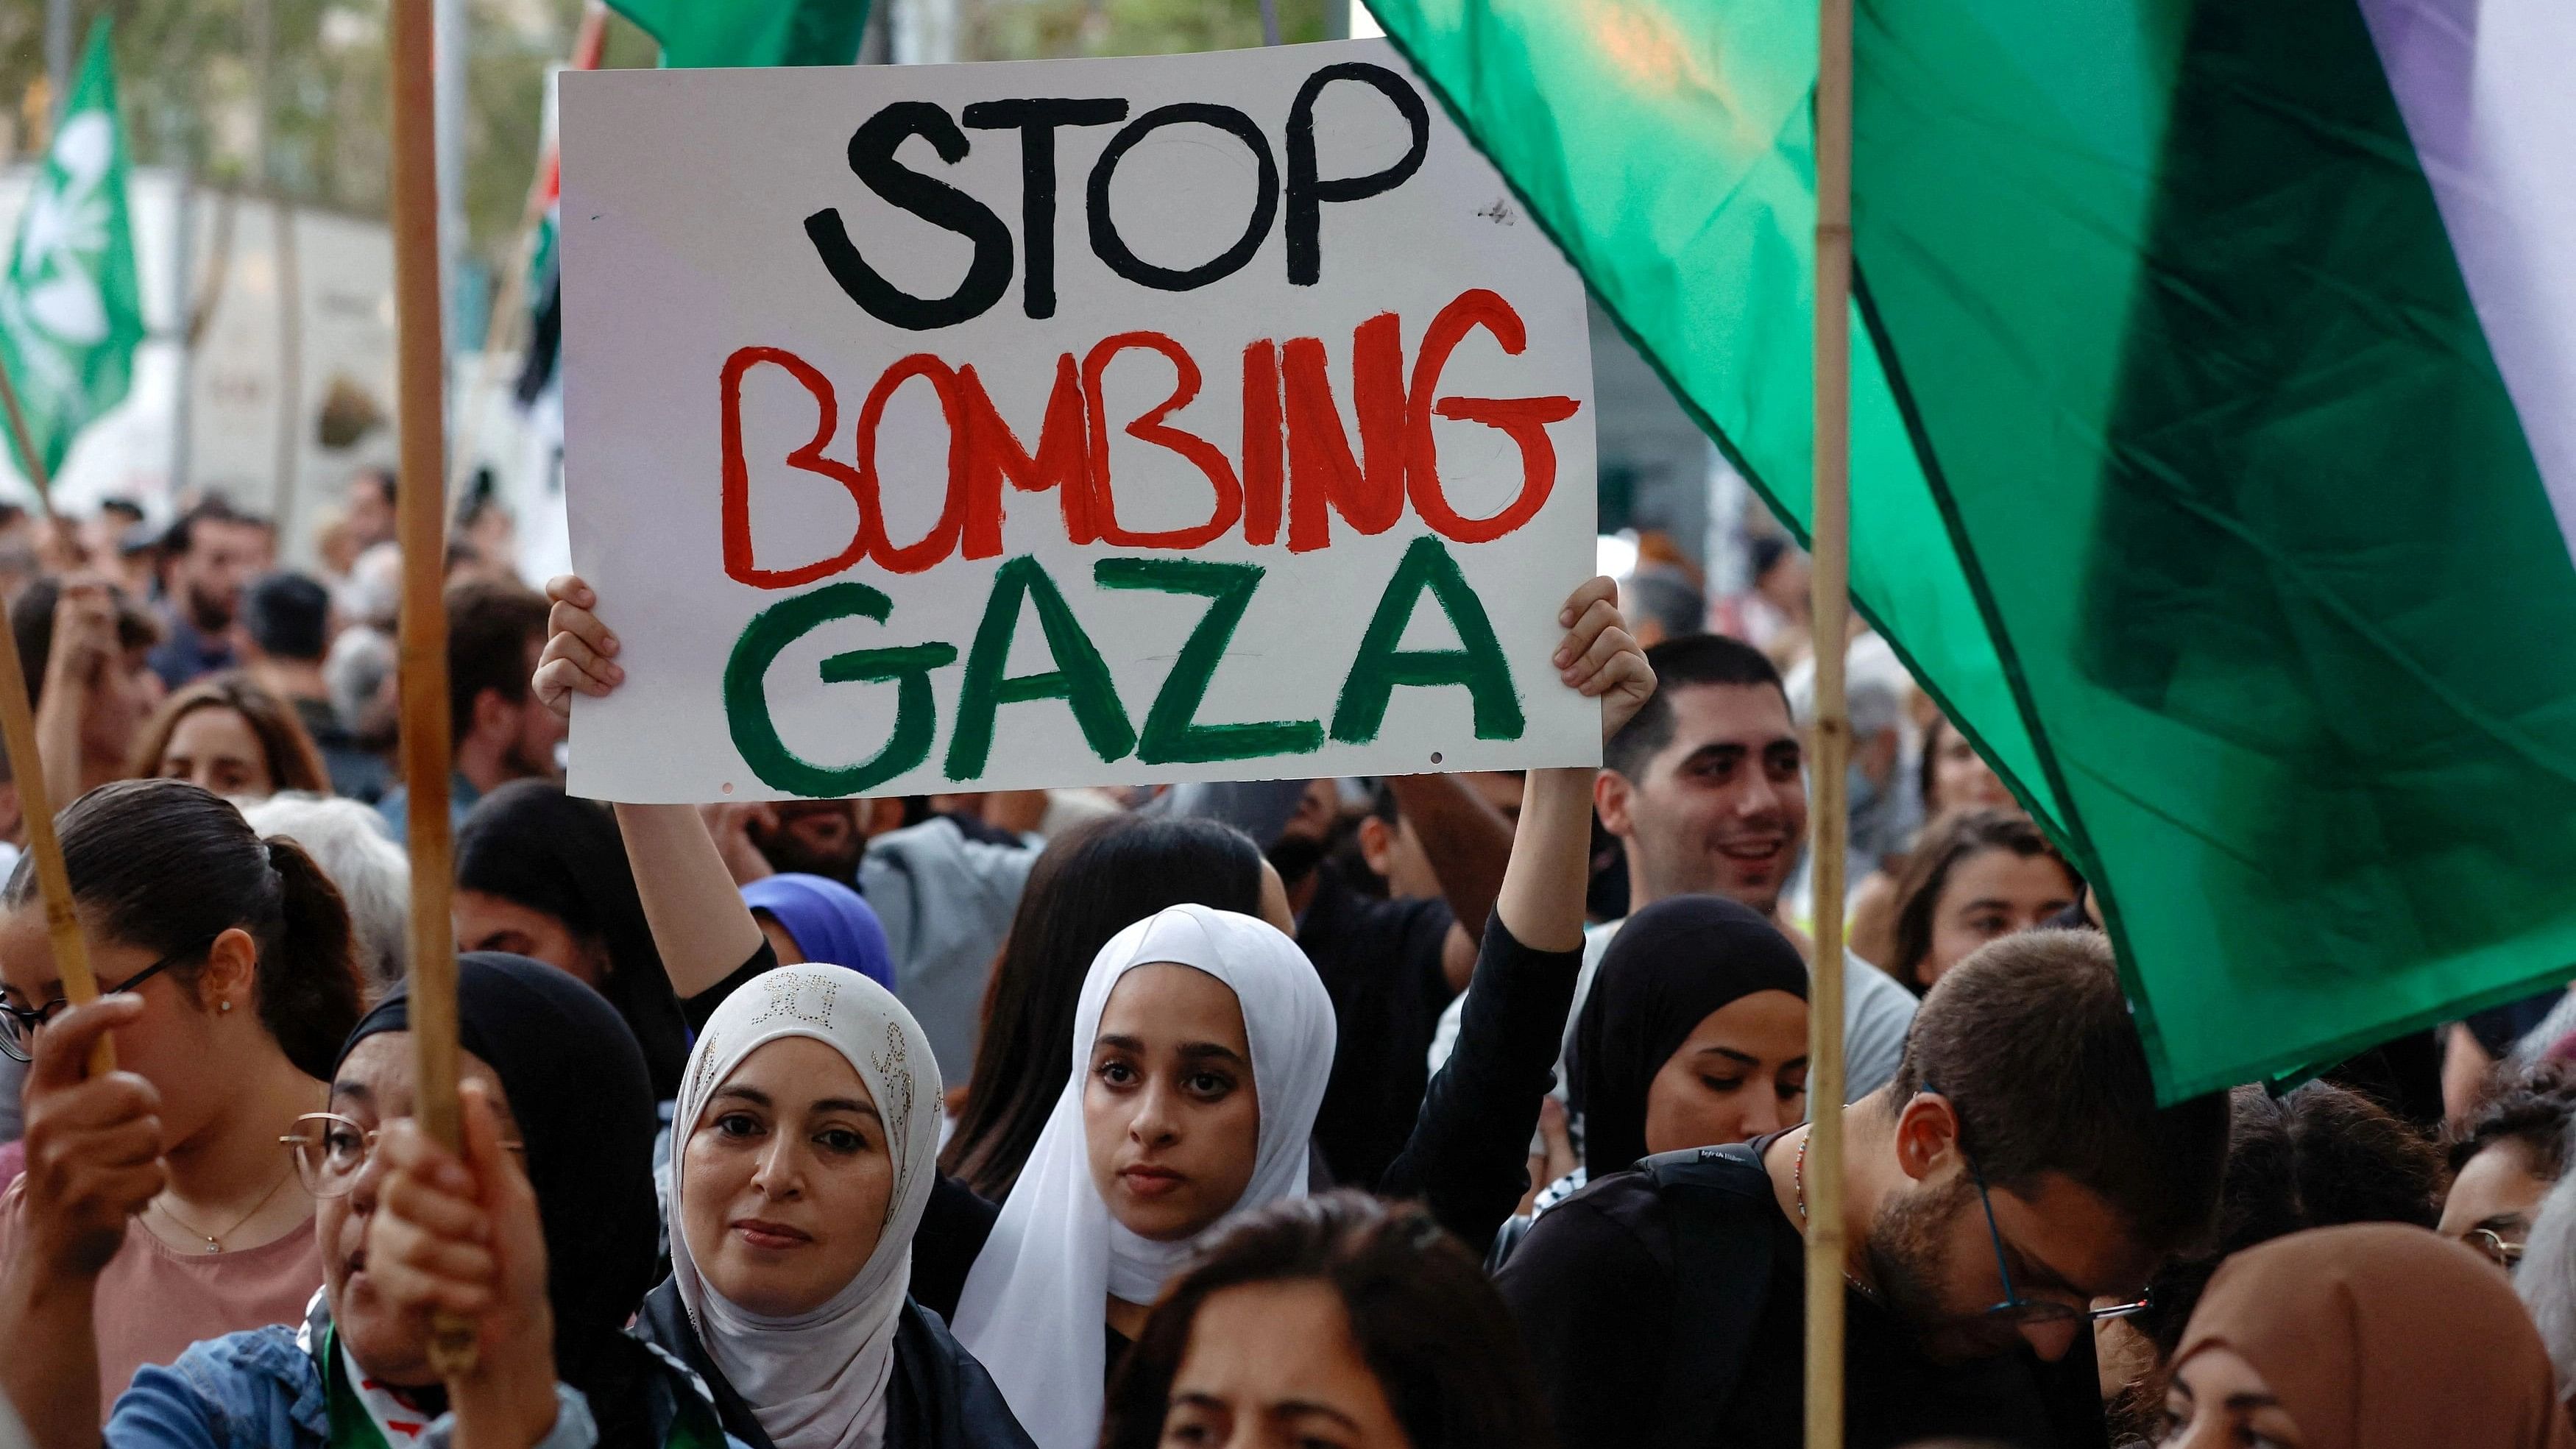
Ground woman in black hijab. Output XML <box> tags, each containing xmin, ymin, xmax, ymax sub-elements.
<box><xmin>1569</xmin><ymin>896</ymin><xmax>1812</xmax><ymax>1178</ymax></box>
<box><xmin>336</xmin><ymin>952</ymin><xmax>712</xmax><ymax>1445</ymax></box>
<box><xmin>332</xmin><ymin>954</ymin><xmax>686</xmax><ymax>1444</ymax></box>
<box><xmin>454</xmin><ymin>782</ymin><xmax>691</xmax><ymax>1099</ymax></box>
<box><xmin>1487</xmin><ymin>896</ymin><xmax>1812</xmax><ymax>1270</ymax></box>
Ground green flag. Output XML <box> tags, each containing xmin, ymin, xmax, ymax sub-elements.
<box><xmin>606</xmin><ymin>0</ymin><xmax>871</xmax><ymax>68</ymax></box>
<box><xmin>0</xmin><ymin>19</ymin><xmax>144</xmax><ymax>489</ymax></box>
<box><xmin>1370</xmin><ymin>0</ymin><xmax>2576</xmax><ymax>1099</ymax></box>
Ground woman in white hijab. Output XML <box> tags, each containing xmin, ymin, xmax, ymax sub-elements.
<box><xmin>949</xmin><ymin>903</ymin><xmax>1337</xmax><ymax>1449</ymax></box>
<box><xmin>632</xmin><ymin>964</ymin><xmax>1036</xmax><ymax>1449</ymax></box>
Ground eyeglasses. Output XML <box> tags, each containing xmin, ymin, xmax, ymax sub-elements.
<box><xmin>0</xmin><ymin>941</ymin><xmax>211</xmax><ymax>1063</ymax></box>
<box><xmin>2467</xmin><ymin>1227</ymin><xmax>2527</xmax><ymax>1272</ymax></box>
<box><xmin>280</xmin><ymin>1113</ymin><xmax>526</xmax><ymax>1198</ymax></box>
<box><xmin>1958</xmin><ymin>1147</ymin><xmax>2152</xmax><ymax>1326</ymax></box>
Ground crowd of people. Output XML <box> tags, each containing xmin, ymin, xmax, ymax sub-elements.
<box><xmin>0</xmin><ymin>480</ymin><xmax>2571</xmax><ymax>1449</ymax></box>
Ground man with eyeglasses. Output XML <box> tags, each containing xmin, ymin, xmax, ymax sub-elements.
<box><xmin>1496</xmin><ymin>928</ymin><xmax>2232</xmax><ymax>1449</ymax></box>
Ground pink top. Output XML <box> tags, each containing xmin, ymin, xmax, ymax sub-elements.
<box><xmin>0</xmin><ymin>1177</ymin><xmax>326</xmax><ymax>1420</ymax></box>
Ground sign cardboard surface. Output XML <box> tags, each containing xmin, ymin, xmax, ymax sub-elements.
<box><xmin>559</xmin><ymin>39</ymin><xmax>1596</xmax><ymax>801</ymax></box>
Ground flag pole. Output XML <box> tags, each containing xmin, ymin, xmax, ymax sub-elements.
<box><xmin>0</xmin><ymin>358</ymin><xmax>107</xmax><ymax>1074</ymax></box>
<box><xmin>0</xmin><ymin>365</ymin><xmax>63</xmax><ymax>526</ymax></box>
<box><xmin>1805</xmin><ymin>0</ymin><xmax>1855</xmax><ymax>1443</ymax></box>
<box><xmin>388</xmin><ymin>0</ymin><xmax>473</xmax><ymax>1376</ymax></box>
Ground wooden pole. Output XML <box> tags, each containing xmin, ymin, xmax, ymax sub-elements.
<box><xmin>0</xmin><ymin>359</ymin><xmax>106</xmax><ymax>1074</ymax></box>
<box><xmin>1804</xmin><ymin>0</ymin><xmax>1855</xmax><ymax>1445</ymax></box>
<box><xmin>388</xmin><ymin>0</ymin><xmax>473</xmax><ymax>1375</ymax></box>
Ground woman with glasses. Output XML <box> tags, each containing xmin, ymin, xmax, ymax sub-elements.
<box><xmin>106</xmin><ymin>952</ymin><xmax>726</xmax><ymax>1449</ymax></box>
<box><xmin>633</xmin><ymin>961</ymin><xmax>1035</xmax><ymax>1449</ymax></box>
<box><xmin>2440</xmin><ymin>1060</ymin><xmax>2576</xmax><ymax>1274</ymax></box>
<box><xmin>0</xmin><ymin>779</ymin><xmax>365</xmax><ymax>1418</ymax></box>
<box><xmin>2160</xmin><ymin>1222</ymin><xmax>2573</xmax><ymax>1449</ymax></box>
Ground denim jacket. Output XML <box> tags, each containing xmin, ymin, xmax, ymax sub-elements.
<box><xmin>105</xmin><ymin>1296</ymin><xmax>596</xmax><ymax>1449</ymax></box>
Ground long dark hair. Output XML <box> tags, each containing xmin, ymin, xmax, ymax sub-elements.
<box><xmin>1886</xmin><ymin>807</ymin><xmax>2079</xmax><ymax>992</ymax></box>
<box><xmin>1103</xmin><ymin>1192</ymin><xmax>1554</xmax><ymax>1449</ymax></box>
<box><xmin>454</xmin><ymin>781</ymin><xmax>690</xmax><ymax>1099</ymax></box>
<box><xmin>940</xmin><ymin>814</ymin><xmax>1264</xmax><ymax>1198</ymax></box>
<box><xmin>5</xmin><ymin>778</ymin><xmax>363</xmax><ymax>1079</ymax></box>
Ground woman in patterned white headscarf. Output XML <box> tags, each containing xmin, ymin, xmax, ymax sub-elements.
<box><xmin>634</xmin><ymin>964</ymin><xmax>1035</xmax><ymax>1449</ymax></box>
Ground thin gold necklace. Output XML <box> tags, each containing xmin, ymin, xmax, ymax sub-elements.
<box><xmin>1793</xmin><ymin>1131</ymin><xmax>1889</xmax><ymax>1308</ymax></box>
<box><xmin>152</xmin><ymin>1164</ymin><xmax>297</xmax><ymax>1255</ymax></box>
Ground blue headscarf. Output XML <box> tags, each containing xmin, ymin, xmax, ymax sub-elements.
<box><xmin>742</xmin><ymin>872</ymin><xmax>897</xmax><ymax>991</ymax></box>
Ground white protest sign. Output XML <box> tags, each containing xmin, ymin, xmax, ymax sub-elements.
<box><xmin>558</xmin><ymin>39</ymin><xmax>1596</xmax><ymax>802</ymax></box>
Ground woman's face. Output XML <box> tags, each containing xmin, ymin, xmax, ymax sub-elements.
<box><xmin>453</xmin><ymin>890</ymin><xmax>608</xmax><ymax>989</ymax></box>
<box><xmin>158</xmin><ymin>705</ymin><xmax>274</xmax><ymax>798</ymax></box>
<box><xmin>2159</xmin><ymin>1345</ymin><xmax>2301</xmax><ymax>1448</ymax></box>
<box><xmin>1930</xmin><ymin>724</ymin><xmax>2012</xmax><ymax>813</ymax></box>
<box><xmin>1156</xmin><ymin>1278</ymin><xmax>1410</xmax><ymax>1449</ymax></box>
<box><xmin>681</xmin><ymin>1035</ymin><xmax>895</xmax><ymax>1317</ymax></box>
<box><xmin>320</xmin><ymin>1032</ymin><xmax>516</xmax><ymax>1388</ymax></box>
<box><xmin>2436</xmin><ymin>1138</ymin><xmax>2553</xmax><ymax>1271</ymax></box>
<box><xmin>0</xmin><ymin>909</ymin><xmax>255</xmax><ymax>1149</ymax></box>
<box><xmin>1642</xmin><ymin>989</ymin><xmax>1809</xmax><ymax>1154</ymax></box>
<box><xmin>1086</xmin><ymin>963</ymin><xmax>1260</xmax><ymax>1245</ymax></box>
<box><xmin>1919</xmin><ymin>849</ymin><xmax>2076</xmax><ymax>989</ymax></box>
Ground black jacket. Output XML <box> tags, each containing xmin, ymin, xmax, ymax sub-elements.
<box><xmin>634</xmin><ymin>1278</ymin><xmax>1038</xmax><ymax>1449</ymax></box>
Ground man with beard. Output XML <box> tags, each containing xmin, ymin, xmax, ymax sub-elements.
<box><xmin>145</xmin><ymin>500</ymin><xmax>268</xmax><ymax>690</ymax></box>
<box><xmin>380</xmin><ymin>580</ymin><xmax>562</xmax><ymax>835</ymax></box>
<box><xmin>1496</xmin><ymin>929</ymin><xmax>2231</xmax><ymax>1449</ymax></box>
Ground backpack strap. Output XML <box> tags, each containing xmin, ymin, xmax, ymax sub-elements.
<box><xmin>1646</xmin><ymin>1144</ymin><xmax>1780</xmax><ymax>1449</ymax></box>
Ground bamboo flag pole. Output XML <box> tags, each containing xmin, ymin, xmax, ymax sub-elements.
<box><xmin>1804</xmin><ymin>0</ymin><xmax>1855</xmax><ymax>1445</ymax></box>
<box><xmin>0</xmin><ymin>361</ymin><xmax>107</xmax><ymax>1075</ymax></box>
<box><xmin>387</xmin><ymin>0</ymin><xmax>473</xmax><ymax>1375</ymax></box>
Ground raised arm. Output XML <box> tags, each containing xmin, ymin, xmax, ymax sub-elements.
<box><xmin>1379</xmin><ymin>578</ymin><xmax>1652</xmax><ymax>1251</ymax></box>
<box><xmin>1501</xmin><ymin>575</ymin><xmax>1646</xmax><ymax>952</ymax></box>
<box><xmin>534</xmin><ymin>575</ymin><xmax>764</xmax><ymax>1000</ymax></box>
<box><xmin>1383</xmin><ymin>773</ymin><xmax>1515</xmax><ymax>993</ymax></box>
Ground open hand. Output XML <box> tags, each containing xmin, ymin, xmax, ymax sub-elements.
<box><xmin>17</xmin><ymin>996</ymin><xmax>163</xmax><ymax>1278</ymax></box>
<box><xmin>1552</xmin><ymin>577</ymin><xmax>1656</xmax><ymax>744</ymax></box>
<box><xmin>532</xmin><ymin>574</ymin><xmax>623</xmax><ymax>720</ymax></box>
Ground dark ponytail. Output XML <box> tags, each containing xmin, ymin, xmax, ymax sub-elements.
<box><xmin>4</xmin><ymin>778</ymin><xmax>366</xmax><ymax>1080</ymax></box>
<box><xmin>259</xmin><ymin>837</ymin><xmax>367</xmax><ymax>1077</ymax></box>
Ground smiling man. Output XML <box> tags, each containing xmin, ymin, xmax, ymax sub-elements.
<box><xmin>1594</xmin><ymin>634</ymin><xmax>1919</xmax><ymax>1099</ymax></box>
